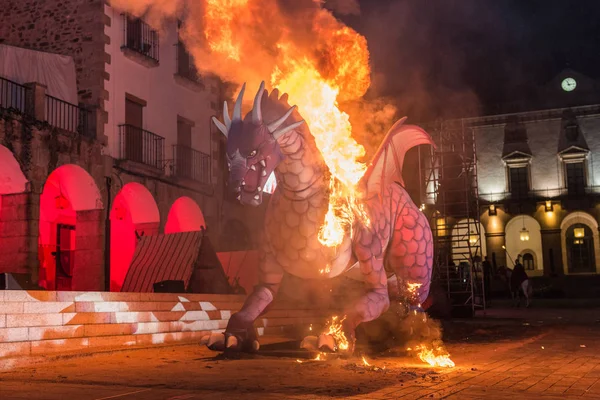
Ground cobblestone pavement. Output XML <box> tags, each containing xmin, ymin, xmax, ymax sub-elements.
<box><xmin>1</xmin><ymin>308</ymin><xmax>600</xmax><ymax>399</ymax></box>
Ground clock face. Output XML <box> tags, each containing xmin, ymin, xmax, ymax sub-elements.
<box><xmin>562</xmin><ymin>77</ymin><xmax>577</xmax><ymax>92</ymax></box>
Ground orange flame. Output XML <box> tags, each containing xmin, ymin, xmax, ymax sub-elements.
<box><xmin>324</xmin><ymin>315</ymin><xmax>349</xmax><ymax>351</ymax></box>
<box><xmin>205</xmin><ymin>0</ymin><xmax>248</xmax><ymax>61</ymax></box>
<box><xmin>411</xmin><ymin>344</ymin><xmax>455</xmax><ymax>368</ymax></box>
<box><xmin>362</xmin><ymin>356</ymin><xmax>371</xmax><ymax>367</ymax></box>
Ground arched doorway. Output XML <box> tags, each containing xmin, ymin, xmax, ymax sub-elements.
<box><xmin>110</xmin><ymin>182</ymin><xmax>160</xmax><ymax>291</ymax></box>
<box><xmin>0</xmin><ymin>145</ymin><xmax>30</xmax><ymax>276</ymax></box>
<box><xmin>505</xmin><ymin>215</ymin><xmax>543</xmax><ymax>274</ymax></box>
<box><xmin>164</xmin><ymin>197</ymin><xmax>205</xmax><ymax>234</ymax></box>
<box><xmin>561</xmin><ymin>212</ymin><xmax>600</xmax><ymax>274</ymax></box>
<box><xmin>39</xmin><ymin>164</ymin><xmax>103</xmax><ymax>290</ymax></box>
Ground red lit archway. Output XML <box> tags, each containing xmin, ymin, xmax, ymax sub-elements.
<box><xmin>164</xmin><ymin>196</ymin><xmax>206</xmax><ymax>234</ymax></box>
<box><xmin>0</xmin><ymin>145</ymin><xmax>30</xmax><ymax>276</ymax></box>
<box><xmin>110</xmin><ymin>182</ymin><xmax>160</xmax><ymax>292</ymax></box>
<box><xmin>39</xmin><ymin>164</ymin><xmax>103</xmax><ymax>290</ymax></box>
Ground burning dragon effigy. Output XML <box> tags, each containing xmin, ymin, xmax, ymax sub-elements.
<box><xmin>112</xmin><ymin>0</ymin><xmax>453</xmax><ymax>367</ymax></box>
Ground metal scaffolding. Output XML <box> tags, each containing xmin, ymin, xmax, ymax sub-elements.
<box><xmin>423</xmin><ymin>119</ymin><xmax>486</xmax><ymax>317</ymax></box>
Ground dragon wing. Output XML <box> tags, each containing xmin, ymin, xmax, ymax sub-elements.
<box><xmin>361</xmin><ymin>117</ymin><xmax>435</xmax><ymax>200</ymax></box>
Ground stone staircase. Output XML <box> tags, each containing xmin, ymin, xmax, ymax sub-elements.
<box><xmin>0</xmin><ymin>290</ymin><xmax>332</xmax><ymax>360</ymax></box>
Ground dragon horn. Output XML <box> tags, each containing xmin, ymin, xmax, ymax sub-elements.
<box><xmin>252</xmin><ymin>81</ymin><xmax>265</xmax><ymax>124</ymax></box>
<box><xmin>223</xmin><ymin>101</ymin><xmax>231</xmax><ymax>130</ymax></box>
<box><xmin>267</xmin><ymin>105</ymin><xmax>297</xmax><ymax>133</ymax></box>
<box><xmin>272</xmin><ymin>120</ymin><xmax>305</xmax><ymax>140</ymax></box>
<box><xmin>232</xmin><ymin>82</ymin><xmax>246</xmax><ymax>122</ymax></box>
<box><xmin>212</xmin><ymin>116</ymin><xmax>228</xmax><ymax>137</ymax></box>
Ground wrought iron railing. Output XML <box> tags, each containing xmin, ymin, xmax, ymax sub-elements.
<box><xmin>176</xmin><ymin>42</ymin><xmax>201</xmax><ymax>83</ymax></box>
<box><xmin>122</xmin><ymin>15</ymin><xmax>160</xmax><ymax>62</ymax></box>
<box><xmin>172</xmin><ymin>144</ymin><xmax>211</xmax><ymax>184</ymax></box>
<box><xmin>119</xmin><ymin>124</ymin><xmax>165</xmax><ymax>169</ymax></box>
<box><xmin>0</xmin><ymin>76</ymin><xmax>28</xmax><ymax>113</ymax></box>
<box><xmin>45</xmin><ymin>95</ymin><xmax>92</xmax><ymax>137</ymax></box>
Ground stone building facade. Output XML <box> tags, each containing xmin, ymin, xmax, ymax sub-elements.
<box><xmin>431</xmin><ymin>70</ymin><xmax>600</xmax><ymax>292</ymax></box>
<box><xmin>0</xmin><ymin>0</ymin><xmax>259</xmax><ymax>291</ymax></box>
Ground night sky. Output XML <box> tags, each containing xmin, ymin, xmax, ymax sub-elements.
<box><xmin>334</xmin><ymin>0</ymin><xmax>600</xmax><ymax>120</ymax></box>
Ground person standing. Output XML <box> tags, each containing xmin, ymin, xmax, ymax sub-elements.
<box><xmin>482</xmin><ymin>256</ymin><xmax>492</xmax><ymax>305</ymax></box>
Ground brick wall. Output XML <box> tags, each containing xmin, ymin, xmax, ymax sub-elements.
<box><xmin>0</xmin><ymin>193</ymin><xmax>31</xmax><ymax>274</ymax></box>
<box><xmin>0</xmin><ymin>0</ymin><xmax>106</xmax><ymax>107</ymax></box>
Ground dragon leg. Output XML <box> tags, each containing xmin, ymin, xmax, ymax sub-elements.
<box><xmin>203</xmin><ymin>251</ymin><xmax>283</xmax><ymax>352</ymax></box>
<box><xmin>388</xmin><ymin>201</ymin><xmax>434</xmax><ymax>309</ymax></box>
<box><xmin>340</xmin><ymin>233</ymin><xmax>390</xmax><ymax>354</ymax></box>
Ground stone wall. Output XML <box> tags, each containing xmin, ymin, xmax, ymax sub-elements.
<box><xmin>0</xmin><ymin>193</ymin><xmax>32</xmax><ymax>275</ymax></box>
<box><xmin>0</xmin><ymin>0</ymin><xmax>107</xmax><ymax>108</ymax></box>
<box><xmin>0</xmin><ymin>110</ymin><xmax>106</xmax><ymax>285</ymax></box>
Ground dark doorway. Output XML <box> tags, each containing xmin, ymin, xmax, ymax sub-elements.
<box><xmin>55</xmin><ymin>224</ymin><xmax>76</xmax><ymax>291</ymax></box>
<box><xmin>566</xmin><ymin>224</ymin><xmax>595</xmax><ymax>273</ymax></box>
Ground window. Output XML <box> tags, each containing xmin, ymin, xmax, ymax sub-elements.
<box><xmin>123</xmin><ymin>15</ymin><xmax>159</xmax><ymax>62</ymax></box>
<box><xmin>522</xmin><ymin>253</ymin><xmax>535</xmax><ymax>271</ymax></box>
<box><xmin>509</xmin><ymin>166</ymin><xmax>529</xmax><ymax>198</ymax></box>
<box><xmin>124</xmin><ymin>96</ymin><xmax>145</xmax><ymax>164</ymax></box>
<box><xmin>176</xmin><ymin>21</ymin><xmax>200</xmax><ymax>82</ymax></box>
<box><xmin>565</xmin><ymin>161</ymin><xmax>586</xmax><ymax>195</ymax></box>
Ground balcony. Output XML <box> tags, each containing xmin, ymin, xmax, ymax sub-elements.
<box><xmin>118</xmin><ymin>124</ymin><xmax>165</xmax><ymax>170</ymax></box>
<box><xmin>121</xmin><ymin>15</ymin><xmax>160</xmax><ymax>66</ymax></box>
<box><xmin>172</xmin><ymin>145</ymin><xmax>211</xmax><ymax>185</ymax></box>
<box><xmin>45</xmin><ymin>94</ymin><xmax>93</xmax><ymax>137</ymax></box>
<box><xmin>1</xmin><ymin>76</ymin><xmax>93</xmax><ymax>137</ymax></box>
<box><xmin>0</xmin><ymin>76</ymin><xmax>28</xmax><ymax>113</ymax></box>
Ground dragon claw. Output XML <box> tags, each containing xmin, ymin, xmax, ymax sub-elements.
<box><xmin>202</xmin><ymin>312</ymin><xmax>260</xmax><ymax>353</ymax></box>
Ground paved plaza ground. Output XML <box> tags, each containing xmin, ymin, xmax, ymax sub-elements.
<box><xmin>1</xmin><ymin>304</ymin><xmax>600</xmax><ymax>399</ymax></box>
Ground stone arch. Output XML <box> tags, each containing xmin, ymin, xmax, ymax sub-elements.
<box><xmin>451</xmin><ymin>218</ymin><xmax>487</xmax><ymax>265</ymax></box>
<box><xmin>110</xmin><ymin>182</ymin><xmax>160</xmax><ymax>291</ymax></box>
<box><xmin>0</xmin><ymin>145</ymin><xmax>28</xmax><ymax>195</ymax></box>
<box><xmin>39</xmin><ymin>164</ymin><xmax>103</xmax><ymax>291</ymax></box>
<box><xmin>0</xmin><ymin>145</ymin><xmax>30</xmax><ymax>275</ymax></box>
<box><xmin>505</xmin><ymin>215</ymin><xmax>543</xmax><ymax>274</ymax></box>
<box><xmin>560</xmin><ymin>211</ymin><xmax>600</xmax><ymax>274</ymax></box>
<box><xmin>164</xmin><ymin>196</ymin><xmax>206</xmax><ymax>234</ymax></box>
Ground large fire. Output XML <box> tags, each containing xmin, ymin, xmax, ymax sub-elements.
<box><xmin>205</xmin><ymin>1</ymin><xmax>372</xmax><ymax>248</ymax></box>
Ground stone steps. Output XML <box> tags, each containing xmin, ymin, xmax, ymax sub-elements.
<box><xmin>0</xmin><ymin>290</ymin><xmax>334</xmax><ymax>359</ymax></box>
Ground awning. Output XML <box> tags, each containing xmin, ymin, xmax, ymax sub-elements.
<box><xmin>121</xmin><ymin>232</ymin><xmax>232</xmax><ymax>294</ymax></box>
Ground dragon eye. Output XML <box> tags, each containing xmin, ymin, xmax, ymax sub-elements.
<box><xmin>248</xmin><ymin>150</ymin><xmax>257</xmax><ymax>158</ymax></box>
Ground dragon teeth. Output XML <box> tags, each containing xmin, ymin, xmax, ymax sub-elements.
<box><xmin>260</xmin><ymin>160</ymin><xmax>266</xmax><ymax>167</ymax></box>
<box><xmin>250</xmin><ymin>165</ymin><xmax>256</xmax><ymax>171</ymax></box>
<box><xmin>254</xmin><ymin>194</ymin><xmax>260</xmax><ymax>200</ymax></box>
<box><xmin>262</xmin><ymin>170</ymin><xmax>267</xmax><ymax>176</ymax></box>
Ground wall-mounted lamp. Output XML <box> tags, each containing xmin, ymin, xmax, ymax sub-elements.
<box><xmin>469</xmin><ymin>231</ymin><xmax>478</xmax><ymax>246</ymax></box>
<box><xmin>519</xmin><ymin>215</ymin><xmax>529</xmax><ymax>241</ymax></box>
<box><xmin>488</xmin><ymin>204</ymin><xmax>497</xmax><ymax>216</ymax></box>
<box><xmin>545</xmin><ymin>200</ymin><xmax>553</xmax><ymax>212</ymax></box>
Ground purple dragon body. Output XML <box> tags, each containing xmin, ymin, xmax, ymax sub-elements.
<box><xmin>204</xmin><ymin>82</ymin><xmax>435</xmax><ymax>353</ymax></box>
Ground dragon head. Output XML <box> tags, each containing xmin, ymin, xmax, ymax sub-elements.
<box><xmin>212</xmin><ymin>82</ymin><xmax>304</xmax><ymax>206</ymax></box>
